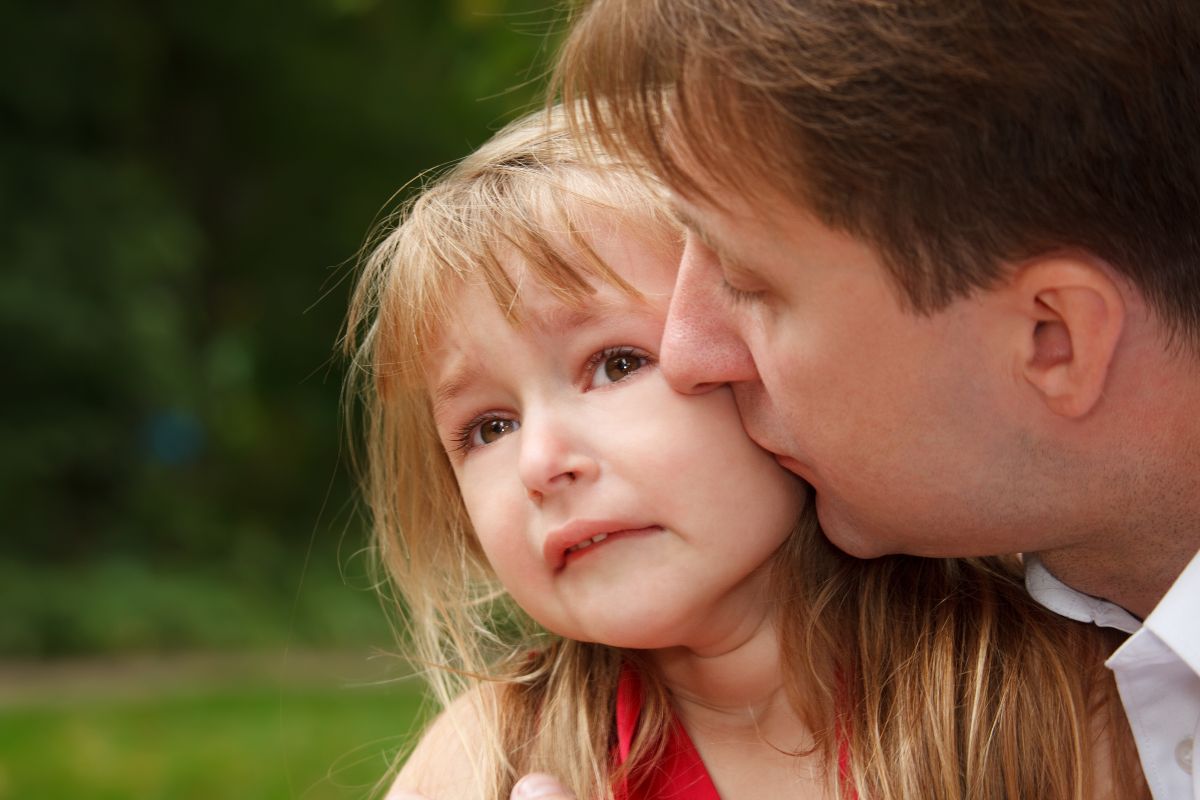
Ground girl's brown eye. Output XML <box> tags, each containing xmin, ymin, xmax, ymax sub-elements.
<box><xmin>478</xmin><ymin>418</ymin><xmax>518</xmax><ymax>445</ymax></box>
<box><xmin>588</xmin><ymin>346</ymin><xmax>652</xmax><ymax>389</ymax></box>
<box><xmin>604</xmin><ymin>354</ymin><xmax>641</xmax><ymax>383</ymax></box>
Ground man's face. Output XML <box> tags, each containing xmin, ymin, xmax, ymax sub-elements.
<box><xmin>664</xmin><ymin>184</ymin><xmax>1040</xmax><ymax>559</ymax></box>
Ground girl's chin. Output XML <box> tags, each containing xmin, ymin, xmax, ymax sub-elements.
<box><xmin>540</xmin><ymin>621</ymin><xmax>687</xmax><ymax>652</ymax></box>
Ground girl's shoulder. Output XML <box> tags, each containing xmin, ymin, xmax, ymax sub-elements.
<box><xmin>387</xmin><ymin>684</ymin><xmax>500</xmax><ymax>800</ymax></box>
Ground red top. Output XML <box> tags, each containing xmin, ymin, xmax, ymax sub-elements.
<box><xmin>611</xmin><ymin>666</ymin><xmax>858</xmax><ymax>800</ymax></box>
<box><xmin>612</xmin><ymin>667</ymin><xmax>722</xmax><ymax>800</ymax></box>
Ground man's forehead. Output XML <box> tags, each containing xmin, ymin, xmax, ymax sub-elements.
<box><xmin>670</xmin><ymin>177</ymin><xmax>824</xmax><ymax>248</ymax></box>
<box><xmin>659</xmin><ymin>103</ymin><xmax>819</xmax><ymax>235</ymax></box>
<box><xmin>662</xmin><ymin>115</ymin><xmax>779</xmax><ymax>209</ymax></box>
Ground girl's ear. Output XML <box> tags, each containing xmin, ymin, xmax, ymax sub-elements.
<box><xmin>1012</xmin><ymin>257</ymin><xmax>1126</xmax><ymax>418</ymax></box>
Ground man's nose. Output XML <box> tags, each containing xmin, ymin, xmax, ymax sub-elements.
<box><xmin>660</xmin><ymin>234</ymin><xmax>759</xmax><ymax>394</ymax></box>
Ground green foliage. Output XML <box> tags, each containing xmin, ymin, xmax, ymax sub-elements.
<box><xmin>0</xmin><ymin>1</ymin><xmax>563</xmax><ymax>652</ymax></box>
<box><xmin>0</xmin><ymin>557</ymin><xmax>390</xmax><ymax>657</ymax></box>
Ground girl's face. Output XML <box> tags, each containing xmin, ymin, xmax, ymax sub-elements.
<box><xmin>426</xmin><ymin>215</ymin><xmax>804</xmax><ymax>653</ymax></box>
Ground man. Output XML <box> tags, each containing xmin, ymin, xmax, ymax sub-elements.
<box><xmin>497</xmin><ymin>1</ymin><xmax>1197</xmax><ymax>798</ymax></box>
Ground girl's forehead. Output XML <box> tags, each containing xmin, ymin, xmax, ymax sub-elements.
<box><xmin>435</xmin><ymin>270</ymin><xmax>633</xmax><ymax>340</ymax></box>
<box><xmin>452</xmin><ymin>230</ymin><xmax>656</xmax><ymax>322</ymax></box>
<box><xmin>411</xmin><ymin>199</ymin><xmax>680</xmax><ymax>379</ymax></box>
<box><xmin>424</xmin><ymin>254</ymin><xmax>664</xmax><ymax>354</ymax></box>
<box><xmin>423</xmin><ymin>274</ymin><xmax>667</xmax><ymax>408</ymax></box>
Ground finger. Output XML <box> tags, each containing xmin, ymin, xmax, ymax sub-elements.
<box><xmin>510</xmin><ymin>773</ymin><xmax>577</xmax><ymax>800</ymax></box>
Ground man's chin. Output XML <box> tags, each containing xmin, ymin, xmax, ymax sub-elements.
<box><xmin>819</xmin><ymin>527</ymin><xmax>886</xmax><ymax>559</ymax></box>
<box><xmin>812</xmin><ymin>501</ymin><xmax>892</xmax><ymax>560</ymax></box>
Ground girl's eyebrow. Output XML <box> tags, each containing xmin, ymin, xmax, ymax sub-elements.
<box><xmin>527</xmin><ymin>303</ymin><xmax>606</xmax><ymax>335</ymax></box>
<box><xmin>430</xmin><ymin>351</ymin><xmax>481</xmax><ymax>420</ymax></box>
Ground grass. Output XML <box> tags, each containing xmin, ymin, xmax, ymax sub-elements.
<box><xmin>0</xmin><ymin>653</ymin><xmax>429</xmax><ymax>800</ymax></box>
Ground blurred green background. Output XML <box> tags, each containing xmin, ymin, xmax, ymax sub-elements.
<box><xmin>1</xmin><ymin>1</ymin><xmax>560</xmax><ymax>796</ymax></box>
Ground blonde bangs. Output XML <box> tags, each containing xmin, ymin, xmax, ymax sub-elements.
<box><xmin>368</xmin><ymin>129</ymin><xmax>673</xmax><ymax>397</ymax></box>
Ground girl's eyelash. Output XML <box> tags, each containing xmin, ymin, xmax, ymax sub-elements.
<box><xmin>449</xmin><ymin>412</ymin><xmax>509</xmax><ymax>455</ymax></box>
<box><xmin>448</xmin><ymin>420</ymin><xmax>476</xmax><ymax>454</ymax></box>
<box><xmin>583</xmin><ymin>345</ymin><xmax>656</xmax><ymax>383</ymax></box>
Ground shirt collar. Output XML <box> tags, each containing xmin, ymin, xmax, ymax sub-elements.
<box><xmin>1024</xmin><ymin>554</ymin><xmax>1142</xmax><ymax>635</ymax></box>
<box><xmin>1142</xmin><ymin>548</ymin><xmax>1200</xmax><ymax>676</ymax></box>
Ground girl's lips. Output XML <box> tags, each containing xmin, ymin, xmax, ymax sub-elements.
<box><xmin>543</xmin><ymin>520</ymin><xmax>662</xmax><ymax>570</ymax></box>
<box><xmin>561</xmin><ymin>526</ymin><xmax>661</xmax><ymax>566</ymax></box>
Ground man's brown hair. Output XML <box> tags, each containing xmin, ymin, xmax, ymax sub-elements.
<box><xmin>556</xmin><ymin>0</ymin><xmax>1200</xmax><ymax>346</ymax></box>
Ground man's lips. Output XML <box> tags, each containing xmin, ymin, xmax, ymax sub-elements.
<box><xmin>740</xmin><ymin>424</ymin><xmax>807</xmax><ymax>477</ymax></box>
<box><xmin>772</xmin><ymin>452</ymin><xmax>807</xmax><ymax>477</ymax></box>
<box><xmin>543</xmin><ymin>520</ymin><xmax>662</xmax><ymax>570</ymax></box>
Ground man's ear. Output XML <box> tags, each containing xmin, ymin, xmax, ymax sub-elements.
<box><xmin>1013</xmin><ymin>257</ymin><xmax>1126</xmax><ymax>418</ymax></box>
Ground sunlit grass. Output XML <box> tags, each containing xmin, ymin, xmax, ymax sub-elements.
<box><xmin>0</xmin><ymin>657</ymin><xmax>428</xmax><ymax>800</ymax></box>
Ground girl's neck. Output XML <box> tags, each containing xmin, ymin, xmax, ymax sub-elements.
<box><xmin>648</xmin><ymin>611</ymin><xmax>827</xmax><ymax>799</ymax></box>
<box><xmin>649</xmin><ymin>609</ymin><xmax>798</xmax><ymax>739</ymax></box>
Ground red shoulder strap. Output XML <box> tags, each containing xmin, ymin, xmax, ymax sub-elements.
<box><xmin>613</xmin><ymin>666</ymin><xmax>722</xmax><ymax>800</ymax></box>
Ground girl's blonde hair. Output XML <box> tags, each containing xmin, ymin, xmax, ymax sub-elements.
<box><xmin>344</xmin><ymin>106</ymin><xmax>679</xmax><ymax>799</ymax></box>
<box><xmin>344</xmin><ymin>106</ymin><xmax>1144</xmax><ymax>800</ymax></box>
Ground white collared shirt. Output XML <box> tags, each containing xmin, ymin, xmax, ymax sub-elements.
<box><xmin>1026</xmin><ymin>551</ymin><xmax>1200</xmax><ymax>800</ymax></box>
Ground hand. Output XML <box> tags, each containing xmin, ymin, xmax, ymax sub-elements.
<box><xmin>510</xmin><ymin>773</ymin><xmax>577</xmax><ymax>800</ymax></box>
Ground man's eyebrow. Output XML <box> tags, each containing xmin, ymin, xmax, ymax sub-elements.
<box><xmin>670</xmin><ymin>203</ymin><xmax>710</xmax><ymax>244</ymax></box>
<box><xmin>671</xmin><ymin>204</ymin><xmax>766</xmax><ymax>293</ymax></box>
<box><xmin>670</xmin><ymin>202</ymin><xmax>733</xmax><ymax>262</ymax></box>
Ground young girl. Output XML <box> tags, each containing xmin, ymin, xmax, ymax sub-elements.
<box><xmin>344</xmin><ymin>108</ymin><xmax>1145</xmax><ymax>800</ymax></box>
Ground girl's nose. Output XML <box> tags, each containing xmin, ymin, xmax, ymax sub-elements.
<box><xmin>517</xmin><ymin>414</ymin><xmax>598</xmax><ymax>502</ymax></box>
